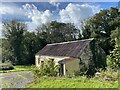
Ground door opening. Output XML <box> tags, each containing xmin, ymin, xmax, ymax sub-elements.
<box><xmin>59</xmin><ymin>63</ymin><xmax>64</xmax><ymax>76</ymax></box>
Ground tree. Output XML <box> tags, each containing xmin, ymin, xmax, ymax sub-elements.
<box><xmin>36</xmin><ymin>21</ymin><xmax>81</xmax><ymax>43</ymax></box>
<box><xmin>2</xmin><ymin>20</ymin><xmax>48</xmax><ymax>65</ymax></box>
<box><xmin>23</xmin><ymin>32</ymin><xmax>47</xmax><ymax>64</ymax></box>
<box><xmin>2</xmin><ymin>20</ymin><xmax>27</xmax><ymax>64</ymax></box>
<box><xmin>82</xmin><ymin>7</ymin><xmax>120</xmax><ymax>55</ymax></box>
<box><xmin>107</xmin><ymin>27</ymin><xmax>120</xmax><ymax>70</ymax></box>
<box><xmin>2</xmin><ymin>39</ymin><xmax>15</xmax><ymax>64</ymax></box>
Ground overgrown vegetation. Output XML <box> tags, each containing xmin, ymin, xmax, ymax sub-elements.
<box><xmin>0</xmin><ymin>63</ymin><xmax>14</xmax><ymax>70</ymax></box>
<box><xmin>33</xmin><ymin>59</ymin><xmax>60</xmax><ymax>78</ymax></box>
<box><xmin>82</xmin><ymin>7</ymin><xmax>120</xmax><ymax>55</ymax></box>
<box><xmin>28</xmin><ymin>75</ymin><xmax>118</xmax><ymax>88</ymax></box>
<box><xmin>107</xmin><ymin>27</ymin><xmax>120</xmax><ymax>71</ymax></box>
<box><xmin>29</xmin><ymin>64</ymin><xmax>119</xmax><ymax>88</ymax></box>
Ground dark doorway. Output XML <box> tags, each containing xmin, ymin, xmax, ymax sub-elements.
<box><xmin>59</xmin><ymin>63</ymin><xmax>64</xmax><ymax>76</ymax></box>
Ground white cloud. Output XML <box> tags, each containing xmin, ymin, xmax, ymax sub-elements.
<box><xmin>0</xmin><ymin>22</ymin><xmax>2</xmax><ymax>29</ymax></box>
<box><xmin>25</xmin><ymin>22</ymin><xmax>38</xmax><ymax>32</ymax></box>
<box><xmin>22</xmin><ymin>4</ymin><xmax>54</xmax><ymax>26</ymax></box>
<box><xmin>0</xmin><ymin>22</ymin><xmax>3</xmax><ymax>38</ymax></box>
<box><xmin>0</xmin><ymin>3</ymin><xmax>100</xmax><ymax>33</ymax></box>
<box><xmin>0</xmin><ymin>5</ymin><xmax>14</xmax><ymax>15</ymax></box>
<box><xmin>0</xmin><ymin>3</ymin><xmax>54</xmax><ymax>31</ymax></box>
<box><xmin>0</xmin><ymin>3</ymin><xmax>25</xmax><ymax>16</ymax></box>
<box><xmin>49</xmin><ymin>0</ymin><xmax>60</xmax><ymax>8</ymax></box>
<box><xmin>59</xmin><ymin>3</ymin><xmax>100</xmax><ymax>30</ymax></box>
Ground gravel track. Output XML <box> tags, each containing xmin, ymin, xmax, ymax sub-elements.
<box><xmin>0</xmin><ymin>71</ymin><xmax>34</xmax><ymax>88</ymax></box>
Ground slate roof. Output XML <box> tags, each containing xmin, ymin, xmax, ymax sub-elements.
<box><xmin>36</xmin><ymin>38</ymin><xmax>94</xmax><ymax>58</ymax></box>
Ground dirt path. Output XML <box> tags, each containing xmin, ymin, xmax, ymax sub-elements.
<box><xmin>0</xmin><ymin>71</ymin><xmax>34</xmax><ymax>88</ymax></box>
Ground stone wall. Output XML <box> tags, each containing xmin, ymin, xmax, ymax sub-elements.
<box><xmin>80</xmin><ymin>42</ymin><xmax>95</xmax><ymax>75</ymax></box>
<box><xmin>79</xmin><ymin>40</ymin><xmax>106</xmax><ymax>75</ymax></box>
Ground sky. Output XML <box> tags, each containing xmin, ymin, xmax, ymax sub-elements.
<box><xmin>0</xmin><ymin>1</ymin><xmax>119</xmax><ymax>37</ymax></box>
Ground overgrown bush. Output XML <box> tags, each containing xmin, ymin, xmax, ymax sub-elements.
<box><xmin>0</xmin><ymin>63</ymin><xmax>14</xmax><ymax>70</ymax></box>
<box><xmin>33</xmin><ymin>59</ymin><xmax>60</xmax><ymax>78</ymax></box>
<box><xmin>94</xmin><ymin>68</ymin><xmax>119</xmax><ymax>82</ymax></box>
<box><xmin>106</xmin><ymin>46</ymin><xmax>120</xmax><ymax>71</ymax></box>
<box><xmin>100</xmin><ymin>68</ymin><xmax>118</xmax><ymax>79</ymax></box>
<box><xmin>106</xmin><ymin>28</ymin><xmax>120</xmax><ymax>71</ymax></box>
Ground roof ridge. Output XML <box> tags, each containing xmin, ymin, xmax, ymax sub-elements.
<box><xmin>47</xmin><ymin>38</ymin><xmax>94</xmax><ymax>46</ymax></box>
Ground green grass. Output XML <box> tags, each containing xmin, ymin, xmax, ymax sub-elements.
<box><xmin>28</xmin><ymin>77</ymin><xmax>118</xmax><ymax>88</ymax></box>
<box><xmin>0</xmin><ymin>65</ymin><xmax>33</xmax><ymax>73</ymax></box>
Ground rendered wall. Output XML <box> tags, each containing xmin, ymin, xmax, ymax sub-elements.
<box><xmin>35</xmin><ymin>55</ymin><xmax>69</xmax><ymax>66</ymax></box>
<box><xmin>35</xmin><ymin>55</ymin><xmax>80</xmax><ymax>76</ymax></box>
<box><xmin>65</xmin><ymin>59</ymin><xmax>80</xmax><ymax>75</ymax></box>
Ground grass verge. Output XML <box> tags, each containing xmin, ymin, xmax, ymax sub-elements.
<box><xmin>0</xmin><ymin>65</ymin><xmax>32</xmax><ymax>73</ymax></box>
<box><xmin>27</xmin><ymin>76</ymin><xmax>118</xmax><ymax>88</ymax></box>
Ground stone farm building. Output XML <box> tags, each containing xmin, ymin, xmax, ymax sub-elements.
<box><xmin>35</xmin><ymin>38</ymin><xmax>106</xmax><ymax>76</ymax></box>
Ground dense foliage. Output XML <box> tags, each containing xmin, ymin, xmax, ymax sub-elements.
<box><xmin>107</xmin><ymin>27</ymin><xmax>120</xmax><ymax>70</ymax></box>
<box><xmin>82</xmin><ymin>7</ymin><xmax>120</xmax><ymax>55</ymax></box>
<box><xmin>22</xmin><ymin>32</ymin><xmax>47</xmax><ymax>64</ymax></box>
<box><xmin>2</xmin><ymin>20</ymin><xmax>27</xmax><ymax>64</ymax></box>
<box><xmin>36</xmin><ymin>21</ymin><xmax>81</xmax><ymax>43</ymax></box>
<box><xmin>33</xmin><ymin>60</ymin><xmax>60</xmax><ymax>77</ymax></box>
<box><xmin>2</xmin><ymin>20</ymin><xmax>47</xmax><ymax>65</ymax></box>
<box><xmin>82</xmin><ymin>7</ymin><xmax>120</xmax><ymax>72</ymax></box>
